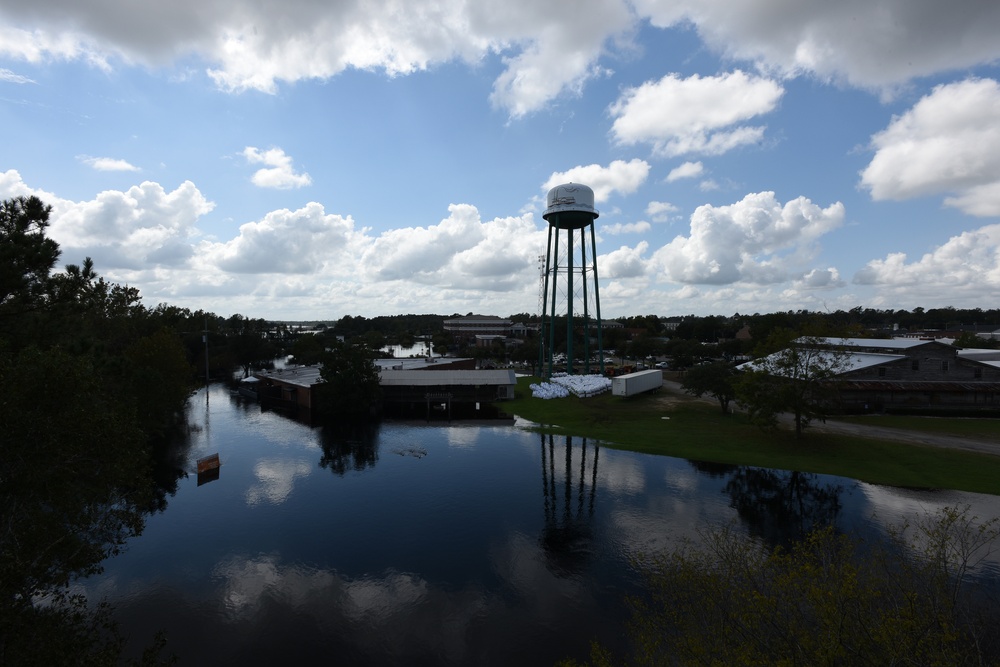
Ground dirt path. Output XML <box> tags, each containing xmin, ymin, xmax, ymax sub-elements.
<box><xmin>659</xmin><ymin>380</ymin><xmax>1000</xmax><ymax>457</ymax></box>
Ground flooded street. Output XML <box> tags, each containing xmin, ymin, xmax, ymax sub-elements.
<box><xmin>82</xmin><ymin>384</ymin><xmax>1000</xmax><ymax>665</ymax></box>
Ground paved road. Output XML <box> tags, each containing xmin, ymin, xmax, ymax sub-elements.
<box><xmin>661</xmin><ymin>380</ymin><xmax>1000</xmax><ymax>457</ymax></box>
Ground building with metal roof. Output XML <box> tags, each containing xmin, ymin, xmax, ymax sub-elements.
<box><xmin>251</xmin><ymin>358</ymin><xmax>515</xmax><ymax>420</ymax></box>
<box><xmin>740</xmin><ymin>338</ymin><xmax>1000</xmax><ymax>415</ymax></box>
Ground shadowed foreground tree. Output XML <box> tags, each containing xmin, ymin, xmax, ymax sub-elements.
<box><xmin>680</xmin><ymin>361</ymin><xmax>736</xmax><ymax>414</ymax></box>
<box><xmin>0</xmin><ymin>347</ymin><xmax>171</xmax><ymax>665</ymax></box>
<box><xmin>1</xmin><ymin>196</ymin><xmax>183</xmax><ymax>665</ymax></box>
<box><xmin>566</xmin><ymin>506</ymin><xmax>1000</xmax><ymax>667</ymax></box>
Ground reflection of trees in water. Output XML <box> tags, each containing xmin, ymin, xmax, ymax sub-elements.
<box><xmin>0</xmin><ymin>349</ymin><xmax>165</xmax><ymax>662</ymax></box>
<box><xmin>147</xmin><ymin>423</ymin><xmax>196</xmax><ymax>513</ymax></box>
<box><xmin>686</xmin><ymin>459</ymin><xmax>843</xmax><ymax>546</ymax></box>
<box><xmin>722</xmin><ymin>467</ymin><xmax>843</xmax><ymax>546</ymax></box>
<box><xmin>687</xmin><ymin>460</ymin><xmax>739</xmax><ymax>479</ymax></box>
<box><xmin>318</xmin><ymin>421</ymin><xmax>381</xmax><ymax>475</ymax></box>
<box><xmin>539</xmin><ymin>434</ymin><xmax>599</xmax><ymax>575</ymax></box>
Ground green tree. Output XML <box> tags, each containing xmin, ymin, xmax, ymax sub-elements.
<box><xmin>315</xmin><ymin>341</ymin><xmax>382</xmax><ymax>420</ymax></box>
<box><xmin>0</xmin><ymin>346</ymin><xmax>159</xmax><ymax>664</ymax></box>
<box><xmin>0</xmin><ymin>196</ymin><xmax>181</xmax><ymax>664</ymax></box>
<box><xmin>289</xmin><ymin>332</ymin><xmax>327</xmax><ymax>365</ymax></box>
<box><xmin>681</xmin><ymin>361</ymin><xmax>736</xmax><ymax>414</ymax></box>
<box><xmin>735</xmin><ymin>336</ymin><xmax>849</xmax><ymax>438</ymax></box>
<box><xmin>509</xmin><ymin>338</ymin><xmax>540</xmax><ymax>375</ymax></box>
<box><xmin>0</xmin><ymin>196</ymin><xmax>59</xmax><ymax>318</ymax></box>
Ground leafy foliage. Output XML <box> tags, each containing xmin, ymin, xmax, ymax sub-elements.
<box><xmin>680</xmin><ymin>361</ymin><xmax>736</xmax><ymax>413</ymax></box>
<box><xmin>1</xmin><ymin>197</ymin><xmax>185</xmax><ymax>664</ymax></box>
<box><xmin>316</xmin><ymin>340</ymin><xmax>382</xmax><ymax>420</ymax></box>
<box><xmin>736</xmin><ymin>336</ymin><xmax>850</xmax><ymax>438</ymax></box>
<box><xmin>574</xmin><ymin>506</ymin><xmax>1000</xmax><ymax>667</ymax></box>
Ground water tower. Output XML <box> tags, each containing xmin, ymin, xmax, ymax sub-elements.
<box><xmin>539</xmin><ymin>183</ymin><xmax>604</xmax><ymax>377</ymax></box>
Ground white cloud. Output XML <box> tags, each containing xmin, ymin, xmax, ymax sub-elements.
<box><xmin>666</xmin><ymin>161</ymin><xmax>704</xmax><ymax>182</ymax></box>
<box><xmin>795</xmin><ymin>267</ymin><xmax>844</xmax><ymax>290</ymax></box>
<box><xmin>0</xmin><ymin>67</ymin><xmax>34</xmax><ymax>83</ymax></box>
<box><xmin>0</xmin><ymin>0</ymin><xmax>633</xmax><ymax>119</ymax></box>
<box><xmin>652</xmin><ymin>191</ymin><xmax>844</xmax><ymax>285</ymax></box>
<box><xmin>601</xmin><ymin>241</ymin><xmax>650</xmax><ymax>279</ymax></box>
<box><xmin>80</xmin><ymin>156</ymin><xmax>140</xmax><ymax>172</ymax></box>
<box><xmin>633</xmin><ymin>0</ymin><xmax>1000</xmax><ymax>91</ymax></box>
<box><xmin>486</xmin><ymin>0</ymin><xmax>632</xmax><ymax>118</ymax></box>
<box><xmin>944</xmin><ymin>183</ymin><xmax>1000</xmax><ymax>218</ymax></box>
<box><xmin>0</xmin><ymin>169</ymin><xmax>555</xmax><ymax>317</ymax></box>
<box><xmin>853</xmin><ymin>224</ymin><xmax>1000</xmax><ymax>300</ymax></box>
<box><xmin>48</xmin><ymin>179</ymin><xmax>213</xmax><ymax>271</ymax></box>
<box><xmin>603</xmin><ymin>221</ymin><xmax>652</xmax><ymax>235</ymax></box>
<box><xmin>242</xmin><ymin>147</ymin><xmax>312</xmax><ymax>189</ymax></box>
<box><xmin>860</xmin><ymin>78</ymin><xmax>1000</xmax><ymax>217</ymax></box>
<box><xmin>609</xmin><ymin>71</ymin><xmax>783</xmax><ymax>157</ymax></box>
<box><xmin>4</xmin><ymin>0</ymin><xmax>1000</xmax><ymax>124</ymax></box>
<box><xmin>543</xmin><ymin>159</ymin><xmax>650</xmax><ymax>203</ymax></box>
<box><xmin>359</xmin><ymin>204</ymin><xmax>543</xmax><ymax>292</ymax></box>
<box><xmin>205</xmin><ymin>202</ymin><xmax>359</xmax><ymax>274</ymax></box>
<box><xmin>645</xmin><ymin>201</ymin><xmax>678</xmax><ymax>222</ymax></box>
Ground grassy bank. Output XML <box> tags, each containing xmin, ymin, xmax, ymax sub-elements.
<box><xmin>505</xmin><ymin>376</ymin><xmax>1000</xmax><ymax>496</ymax></box>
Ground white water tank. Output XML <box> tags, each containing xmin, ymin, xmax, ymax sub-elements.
<box><xmin>543</xmin><ymin>183</ymin><xmax>599</xmax><ymax>229</ymax></box>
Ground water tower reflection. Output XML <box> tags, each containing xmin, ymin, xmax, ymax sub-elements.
<box><xmin>539</xmin><ymin>433</ymin><xmax>600</xmax><ymax>575</ymax></box>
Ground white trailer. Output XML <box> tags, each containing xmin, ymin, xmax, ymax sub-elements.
<box><xmin>611</xmin><ymin>369</ymin><xmax>663</xmax><ymax>397</ymax></box>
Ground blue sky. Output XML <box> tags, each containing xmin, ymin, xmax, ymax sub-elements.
<box><xmin>2</xmin><ymin>0</ymin><xmax>999</xmax><ymax>321</ymax></box>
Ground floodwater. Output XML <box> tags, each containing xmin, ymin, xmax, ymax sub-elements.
<box><xmin>82</xmin><ymin>384</ymin><xmax>1000</xmax><ymax>666</ymax></box>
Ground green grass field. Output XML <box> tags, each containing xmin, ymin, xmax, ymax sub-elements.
<box><xmin>504</xmin><ymin>376</ymin><xmax>1000</xmax><ymax>496</ymax></box>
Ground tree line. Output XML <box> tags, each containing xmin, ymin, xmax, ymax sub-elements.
<box><xmin>0</xmin><ymin>197</ymin><xmax>286</xmax><ymax>664</ymax></box>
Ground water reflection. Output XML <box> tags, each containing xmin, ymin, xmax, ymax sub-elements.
<box><xmin>148</xmin><ymin>422</ymin><xmax>196</xmax><ymax>511</ymax></box>
<box><xmin>246</xmin><ymin>459</ymin><xmax>313</xmax><ymax>506</ymax></box>
<box><xmin>722</xmin><ymin>467</ymin><xmax>843</xmax><ymax>546</ymax></box>
<box><xmin>540</xmin><ymin>434</ymin><xmax>598</xmax><ymax>575</ymax></box>
<box><xmin>318</xmin><ymin>421</ymin><xmax>381</xmax><ymax>475</ymax></box>
<box><xmin>81</xmin><ymin>385</ymin><xmax>1000</xmax><ymax>666</ymax></box>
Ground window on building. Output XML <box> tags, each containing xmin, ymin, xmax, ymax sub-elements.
<box><xmin>911</xmin><ymin>359</ymin><xmax>919</xmax><ymax>371</ymax></box>
<box><xmin>942</xmin><ymin>360</ymin><xmax>949</xmax><ymax>372</ymax></box>
<box><xmin>975</xmin><ymin>368</ymin><xmax>983</xmax><ymax>379</ymax></box>
<box><xmin>878</xmin><ymin>367</ymin><xmax>886</xmax><ymax>377</ymax></box>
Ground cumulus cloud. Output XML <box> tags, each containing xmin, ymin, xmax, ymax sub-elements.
<box><xmin>543</xmin><ymin>159</ymin><xmax>650</xmax><ymax>202</ymax></box>
<box><xmin>795</xmin><ymin>267</ymin><xmax>845</xmax><ymax>290</ymax></box>
<box><xmin>633</xmin><ymin>0</ymin><xmax>1000</xmax><ymax>91</ymax></box>
<box><xmin>206</xmin><ymin>202</ymin><xmax>359</xmax><ymax>274</ymax></box>
<box><xmin>3</xmin><ymin>0</ymin><xmax>1000</xmax><ymax>122</ymax></box>
<box><xmin>853</xmin><ymin>224</ymin><xmax>1000</xmax><ymax>298</ymax></box>
<box><xmin>601</xmin><ymin>241</ymin><xmax>650</xmax><ymax>279</ymax></box>
<box><xmin>609</xmin><ymin>71</ymin><xmax>783</xmax><ymax>157</ymax></box>
<box><xmin>652</xmin><ymin>191</ymin><xmax>844</xmax><ymax>285</ymax></box>
<box><xmin>0</xmin><ymin>0</ymin><xmax>633</xmax><ymax>119</ymax></box>
<box><xmin>860</xmin><ymin>78</ymin><xmax>1000</xmax><ymax>216</ymax></box>
<box><xmin>603</xmin><ymin>221</ymin><xmax>652</xmax><ymax>235</ymax></box>
<box><xmin>45</xmin><ymin>179</ymin><xmax>213</xmax><ymax>271</ymax></box>
<box><xmin>80</xmin><ymin>156</ymin><xmax>140</xmax><ymax>172</ymax></box>
<box><xmin>666</xmin><ymin>161</ymin><xmax>704</xmax><ymax>182</ymax></box>
<box><xmin>645</xmin><ymin>201</ymin><xmax>678</xmax><ymax>222</ymax></box>
<box><xmin>243</xmin><ymin>147</ymin><xmax>311</xmax><ymax>189</ymax></box>
<box><xmin>486</xmin><ymin>0</ymin><xmax>632</xmax><ymax>118</ymax></box>
<box><xmin>0</xmin><ymin>170</ymin><xmax>556</xmax><ymax>316</ymax></box>
<box><xmin>359</xmin><ymin>204</ymin><xmax>543</xmax><ymax>292</ymax></box>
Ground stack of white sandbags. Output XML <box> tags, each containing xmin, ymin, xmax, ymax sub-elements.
<box><xmin>530</xmin><ymin>374</ymin><xmax>611</xmax><ymax>399</ymax></box>
<box><xmin>529</xmin><ymin>381</ymin><xmax>570</xmax><ymax>399</ymax></box>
